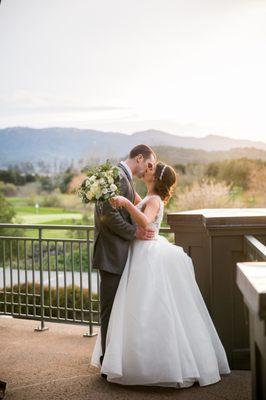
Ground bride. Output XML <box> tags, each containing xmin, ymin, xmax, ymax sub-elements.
<box><xmin>90</xmin><ymin>161</ymin><xmax>231</xmax><ymax>388</ymax></box>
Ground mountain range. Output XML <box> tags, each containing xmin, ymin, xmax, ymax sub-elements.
<box><xmin>0</xmin><ymin>127</ymin><xmax>266</xmax><ymax>168</ymax></box>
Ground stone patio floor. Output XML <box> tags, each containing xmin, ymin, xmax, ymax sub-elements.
<box><xmin>0</xmin><ymin>316</ymin><xmax>252</xmax><ymax>400</ymax></box>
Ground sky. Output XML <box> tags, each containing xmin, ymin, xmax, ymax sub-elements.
<box><xmin>0</xmin><ymin>0</ymin><xmax>266</xmax><ymax>141</ymax></box>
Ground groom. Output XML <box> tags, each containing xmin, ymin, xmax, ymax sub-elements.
<box><xmin>92</xmin><ymin>144</ymin><xmax>157</xmax><ymax>365</ymax></box>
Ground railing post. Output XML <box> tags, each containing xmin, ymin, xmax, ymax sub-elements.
<box><xmin>35</xmin><ymin>227</ymin><xmax>48</xmax><ymax>332</ymax></box>
<box><xmin>83</xmin><ymin>228</ymin><xmax>97</xmax><ymax>337</ymax></box>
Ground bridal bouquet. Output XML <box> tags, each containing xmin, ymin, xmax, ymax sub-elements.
<box><xmin>76</xmin><ymin>160</ymin><xmax>121</xmax><ymax>204</ymax></box>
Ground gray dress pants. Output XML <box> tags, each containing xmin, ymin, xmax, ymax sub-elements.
<box><xmin>99</xmin><ymin>269</ymin><xmax>121</xmax><ymax>359</ymax></box>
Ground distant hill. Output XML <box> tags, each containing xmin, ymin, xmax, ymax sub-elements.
<box><xmin>153</xmin><ymin>145</ymin><xmax>266</xmax><ymax>165</ymax></box>
<box><xmin>1</xmin><ymin>127</ymin><xmax>266</xmax><ymax>168</ymax></box>
<box><xmin>129</xmin><ymin>129</ymin><xmax>266</xmax><ymax>152</ymax></box>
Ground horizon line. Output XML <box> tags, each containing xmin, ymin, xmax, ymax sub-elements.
<box><xmin>1</xmin><ymin>125</ymin><xmax>266</xmax><ymax>145</ymax></box>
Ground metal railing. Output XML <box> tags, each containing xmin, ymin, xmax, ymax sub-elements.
<box><xmin>0</xmin><ymin>223</ymin><xmax>98</xmax><ymax>336</ymax></box>
<box><xmin>0</xmin><ymin>223</ymin><xmax>173</xmax><ymax>336</ymax></box>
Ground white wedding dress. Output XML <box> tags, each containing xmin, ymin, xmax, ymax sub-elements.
<box><xmin>90</xmin><ymin>194</ymin><xmax>231</xmax><ymax>388</ymax></box>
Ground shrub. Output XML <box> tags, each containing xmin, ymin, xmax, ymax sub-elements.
<box><xmin>0</xmin><ymin>282</ymin><xmax>99</xmax><ymax>323</ymax></box>
<box><xmin>0</xmin><ymin>193</ymin><xmax>16</xmax><ymax>223</ymax></box>
<box><xmin>205</xmin><ymin>158</ymin><xmax>255</xmax><ymax>190</ymax></box>
<box><xmin>0</xmin><ymin>194</ymin><xmax>24</xmax><ymax>260</ymax></box>
<box><xmin>245</xmin><ymin>164</ymin><xmax>266</xmax><ymax>207</ymax></box>
<box><xmin>176</xmin><ymin>178</ymin><xmax>243</xmax><ymax>211</ymax></box>
<box><xmin>0</xmin><ymin>182</ymin><xmax>18</xmax><ymax>197</ymax></box>
<box><xmin>40</xmin><ymin>192</ymin><xmax>63</xmax><ymax>207</ymax></box>
<box><xmin>17</xmin><ymin>181</ymin><xmax>43</xmax><ymax>197</ymax></box>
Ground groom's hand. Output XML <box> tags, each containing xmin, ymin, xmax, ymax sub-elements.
<box><xmin>135</xmin><ymin>226</ymin><xmax>155</xmax><ymax>240</ymax></box>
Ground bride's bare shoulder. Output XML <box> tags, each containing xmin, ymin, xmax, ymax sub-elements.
<box><xmin>145</xmin><ymin>195</ymin><xmax>161</xmax><ymax>211</ymax></box>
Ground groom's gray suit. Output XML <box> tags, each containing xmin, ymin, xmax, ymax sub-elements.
<box><xmin>92</xmin><ymin>162</ymin><xmax>137</xmax><ymax>357</ymax></box>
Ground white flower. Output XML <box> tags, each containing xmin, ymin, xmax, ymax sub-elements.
<box><xmin>90</xmin><ymin>182</ymin><xmax>100</xmax><ymax>195</ymax></box>
<box><xmin>86</xmin><ymin>191</ymin><xmax>93</xmax><ymax>200</ymax></box>
<box><xmin>77</xmin><ymin>161</ymin><xmax>121</xmax><ymax>204</ymax></box>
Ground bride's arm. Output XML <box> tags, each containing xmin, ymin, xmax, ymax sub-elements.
<box><xmin>109</xmin><ymin>196</ymin><xmax>160</xmax><ymax>229</ymax></box>
<box><xmin>134</xmin><ymin>191</ymin><xmax>142</xmax><ymax>205</ymax></box>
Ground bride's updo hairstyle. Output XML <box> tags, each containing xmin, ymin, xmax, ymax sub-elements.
<box><xmin>154</xmin><ymin>162</ymin><xmax>177</xmax><ymax>204</ymax></box>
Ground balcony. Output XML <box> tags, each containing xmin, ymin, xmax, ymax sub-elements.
<box><xmin>0</xmin><ymin>317</ymin><xmax>251</xmax><ymax>400</ymax></box>
<box><xmin>1</xmin><ymin>207</ymin><xmax>266</xmax><ymax>399</ymax></box>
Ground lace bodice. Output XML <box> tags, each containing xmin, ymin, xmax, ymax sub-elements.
<box><xmin>135</xmin><ymin>194</ymin><xmax>164</xmax><ymax>236</ymax></box>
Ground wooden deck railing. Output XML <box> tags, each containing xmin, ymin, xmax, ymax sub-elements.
<box><xmin>167</xmin><ymin>208</ymin><xmax>266</xmax><ymax>371</ymax></box>
<box><xmin>237</xmin><ymin>235</ymin><xmax>266</xmax><ymax>400</ymax></box>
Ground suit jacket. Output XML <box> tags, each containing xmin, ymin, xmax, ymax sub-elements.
<box><xmin>92</xmin><ymin>162</ymin><xmax>137</xmax><ymax>275</ymax></box>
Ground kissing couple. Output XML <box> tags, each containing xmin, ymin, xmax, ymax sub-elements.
<box><xmin>90</xmin><ymin>144</ymin><xmax>231</xmax><ymax>388</ymax></box>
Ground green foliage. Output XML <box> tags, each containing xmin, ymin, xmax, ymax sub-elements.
<box><xmin>37</xmin><ymin>175</ymin><xmax>55</xmax><ymax>192</ymax></box>
<box><xmin>14</xmin><ymin>205</ymin><xmax>68</xmax><ymax>214</ymax></box>
<box><xmin>0</xmin><ymin>181</ymin><xmax>17</xmax><ymax>197</ymax></box>
<box><xmin>0</xmin><ymin>194</ymin><xmax>16</xmax><ymax>223</ymax></box>
<box><xmin>173</xmin><ymin>163</ymin><xmax>186</xmax><ymax>174</ymax></box>
<box><xmin>176</xmin><ymin>163</ymin><xmax>206</xmax><ymax>191</ymax></box>
<box><xmin>205</xmin><ymin>158</ymin><xmax>261</xmax><ymax>189</ymax></box>
<box><xmin>153</xmin><ymin>145</ymin><xmax>266</xmax><ymax>165</ymax></box>
<box><xmin>0</xmin><ymin>194</ymin><xmax>25</xmax><ymax>259</ymax></box>
<box><xmin>57</xmin><ymin>167</ymin><xmax>76</xmax><ymax>194</ymax></box>
<box><xmin>0</xmin><ymin>238</ymin><xmax>92</xmax><ymax>272</ymax></box>
<box><xmin>229</xmin><ymin>185</ymin><xmax>244</xmax><ymax>200</ymax></box>
<box><xmin>40</xmin><ymin>193</ymin><xmax>63</xmax><ymax>207</ymax></box>
<box><xmin>0</xmin><ymin>167</ymin><xmax>36</xmax><ymax>186</ymax></box>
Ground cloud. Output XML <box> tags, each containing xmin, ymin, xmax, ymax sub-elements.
<box><xmin>0</xmin><ymin>90</ymin><xmax>128</xmax><ymax>114</ymax></box>
<box><xmin>0</xmin><ymin>90</ymin><xmax>136</xmax><ymax>131</ymax></box>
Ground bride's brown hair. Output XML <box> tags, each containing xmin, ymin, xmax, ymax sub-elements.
<box><xmin>154</xmin><ymin>162</ymin><xmax>177</xmax><ymax>204</ymax></box>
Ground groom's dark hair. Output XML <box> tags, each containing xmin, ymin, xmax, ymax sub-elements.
<box><xmin>129</xmin><ymin>144</ymin><xmax>156</xmax><ymax>160</ymax></box>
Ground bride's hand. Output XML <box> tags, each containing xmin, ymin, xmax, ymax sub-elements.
<box><xmin>109</xmin><ymin>195</ymin><xmax>128</xmax><ymax>209</ymax></box>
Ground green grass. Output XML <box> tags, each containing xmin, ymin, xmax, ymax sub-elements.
<box><xmin>16</xmin><ymin>213</ymin><xmax>83</xmax><ymax>225</ymax></box>
<box><xmin>15</xmin><ymin>205</ymin><xmax>80</xmax><ymax>214</ymax></box>
<box><xmin>6</xmin><ymin>196</ymin><xmax>88</xmax><ymax>239</ymax></box>
<box><xmin>41</xmin><ymin>218</ymin><xmax>83</xmax><ymax>225</ymax></box>
<box><xmin>12</xmin><ymin>213</ymin><xmax>87</xmax><ymax>239</ymax></box>
<box><xmin>6</xmin><ymin>197</ymin><xmax>27</xmax><ymax>205</ymax></box>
